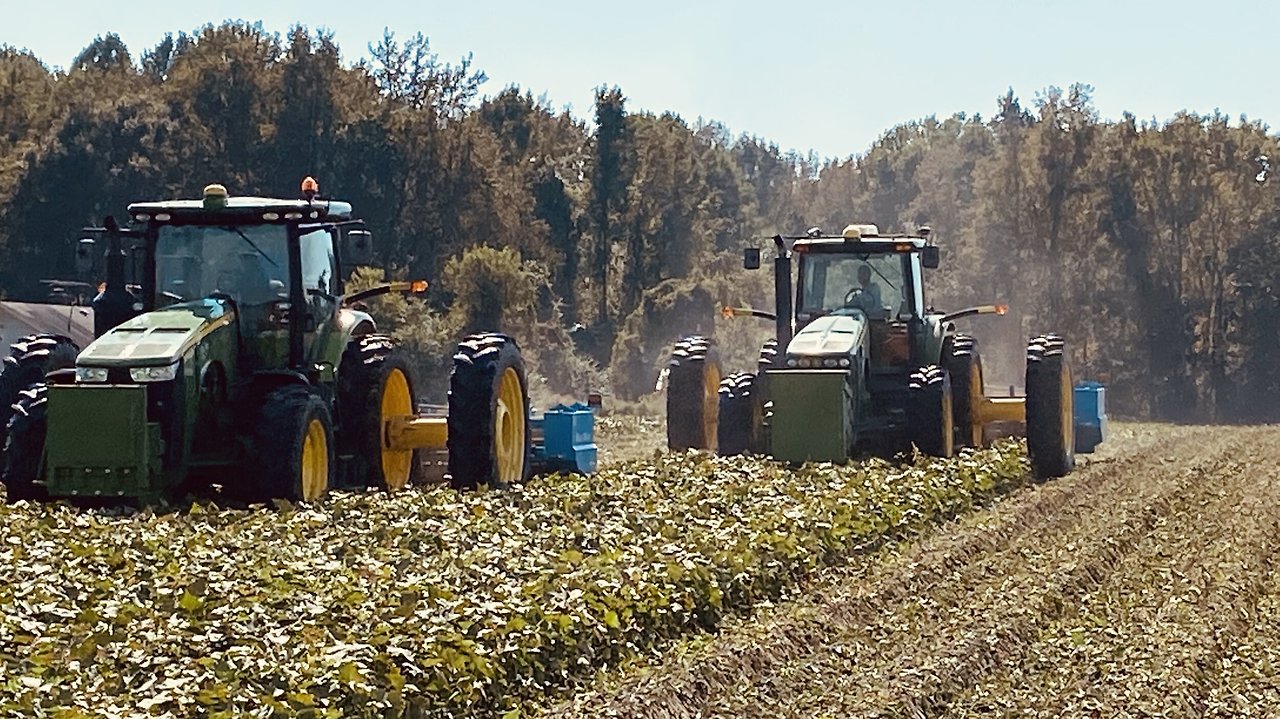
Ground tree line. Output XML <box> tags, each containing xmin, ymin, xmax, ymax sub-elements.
<box><xmin>0</xmin><ymin>24</ymin><xmax>1276</xmax><ymax>420</ymax></box>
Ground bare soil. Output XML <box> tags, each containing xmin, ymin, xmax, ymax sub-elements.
<box><xmin>545</xmin><ymin>423</ymin><xmax>1280</xmax><ymax>718</ymax></box>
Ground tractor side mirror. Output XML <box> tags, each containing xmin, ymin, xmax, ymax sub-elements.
<box><xmin>921</xmin><ymin>245</ymin><xmax>941</xmax><ymax>269</ymax></box>
<box><xmin>75</xmin><ymin>238</ymin><xmax>97</xmax><ymax>274</ymax></box>
<box><xmin>743</xmin><ymin>247</ymin><xmax>761</xmax><ymax>270</ymax></box>
<box><xmin>343</xmin><ymin>229</ymin><xmax>374</xmax><ymax>266</ymax></box>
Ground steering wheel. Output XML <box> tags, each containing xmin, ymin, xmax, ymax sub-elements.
<box><xmin>843</xmin><ymin>287</ymin><xmax>867</xmax><ymax>307</ymax></box>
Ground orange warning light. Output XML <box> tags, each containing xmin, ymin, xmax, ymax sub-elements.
<box><xmin>301</xmin><ymin>176</ymin><xmax>319</xmax><ymax>200</ymax></box>
<box><xmin>411</xmin><ymin>280</ymin><xmax>429</xmax><ymax>293</ymax></box>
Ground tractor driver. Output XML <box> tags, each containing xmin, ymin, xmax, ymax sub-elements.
<box><xmin>213</xmin><ymin>252</ymin><xmax>277</xmax><ymax>306</ymax></box>
<box><xmin>845</xmin><ymin>264</ymin><xmax>884</xmax><ymax>314</ymax></box>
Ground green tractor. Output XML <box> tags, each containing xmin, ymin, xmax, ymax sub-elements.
<box><xmin>0</xmin><ymin>180</ymin><xmax>532</xmax><ymax>503</ymax></box>
<box><xmin>666</xmin><ymin>224</ymin><xmax>1085</xmax><ymax>479</ymax></box>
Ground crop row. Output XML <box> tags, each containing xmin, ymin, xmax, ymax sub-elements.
<box><xmin>0</xmin><ymin>443</ymin><xmax>1028</xmax><ymax>718</ymax></box>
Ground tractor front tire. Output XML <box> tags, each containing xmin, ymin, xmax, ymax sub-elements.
<box><xmin>446</xmin><ymin>333</ymin><xmax>530</xmax><ymax>490</ymax></box>
<box><xmin>945</xmin><ymin>334</ymin><xmax>984</xmax><ymax>448</ymax></box>
<box><xmin>665</xmin><ymin>336</ymin><xmax>721</xmax><ymax>452</ymax></box>
<box><xmin>252</xmin><ymin>386</ymin><xmax>334</xmax><ymax>502</ymax></box>
<box><xmin>717</xmin><ymin>372</ymin><xmax>765</xmax><ymax>456</ymax></box>
<box><xmin>337</xmin><ymin>334</ymin><xmax>420</xmax><ymax>491</ymax></box>
<box><xmin>907</xmin><ymin>365</ymin><xmax>955</xmax><ymax>458</ymax></box>
<box><xmin>0</xmin><ymin>334</ymin><xmax>78</xmax><ymax>452</ymax></box>
<box><xmin>1</xmin><ymin>382</ymin><xmax>49</xmax><ymax>503</ymax></box>
<box><xmin>1026</xmin><ymin>335</ymin><xmax>1075</xmax><ymax>480</ymax></box>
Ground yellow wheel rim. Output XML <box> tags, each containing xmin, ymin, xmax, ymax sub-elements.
<box><xmin>494</xmin><ymin>367</ymin><xmax>526</xmax><ymax>484</ymax></box>
<box><xmin>1060</xmin><ymin>361</ymin><xmax>1074</xmax><ymax>455</ymax></box>
<box><xmin>702</xmin><ymin>362</ymin><xmax>720</xmax><ymax>450</ymax></box>
<box><xmin>300</xmin><ymin>418</ymin><xmax>329</xmax><ymax>501</ymax></box>
<box><xmin>941</xmin><ymin>387</ymin><xmax>955</xmax><ymax>457</ymax></box>
<box><xmin>380</xmin><ymin>368</ymin><xmax>414</xmax><ymax>490</ymax></box>
<box><xmin>968</xmin><ymin>360</ymin><xmax>984</xmax><ymax>446</ymax></box>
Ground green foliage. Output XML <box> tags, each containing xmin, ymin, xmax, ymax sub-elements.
<box><xmin>0</xmin><ymin>443</ymin><xmax>1029</xmax><ymax>716</ymax></box>
<box><xmin>439</xmin><ymin>246</ymin><xmax>539</xmax><ymax>336</ymax></box>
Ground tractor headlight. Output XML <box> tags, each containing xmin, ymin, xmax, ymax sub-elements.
<box><xmin>822</xmin><ymin>357</ymin><xmax>839</xmax><ymax>368</ymax></box>
<box><xmin>839</xmin><ymin>358</ymin><xmax>852</xmax><ymax>368</ymax></box>
<box><xmin>75</xmin><ymin>366</ymin><xmax>109</xmax><ymax>383</ymax></box>
<box><xmin>129</xmin><ymin>362</ymin><xmax>179</xmax><ymax>383</ymax></box>
<box><xmin>786</xmin><ymin>358</ymin><xmax>798</xmax><ymax>368</ymax></box>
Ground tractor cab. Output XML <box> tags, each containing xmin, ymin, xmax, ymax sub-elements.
<box><xmin>790</xmin><ymin>224</ymin><xmax>937</xmax><ymax>374</ymax></box>
<box><xmin>116</xmin><ymin>182</ymin><xmax>372</xmax><ymax>374</ymax></box>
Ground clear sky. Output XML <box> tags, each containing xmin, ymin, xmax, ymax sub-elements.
<box><xmin>5</xmin><ymin>0</ymin><xmax>1277</xmax><ymax>160</ymax></box>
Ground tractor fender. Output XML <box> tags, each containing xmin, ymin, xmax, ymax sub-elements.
<box><xmin>308</xmin><ymin>307</ymin><xmax>377</xmax><ymax>371</ymax></box>
<box><xmin>919</xmin><ymin>314</ymin><xmax>950</xmax><ymax>365</ymax></box>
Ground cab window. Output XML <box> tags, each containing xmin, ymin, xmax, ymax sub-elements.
<box><xmin>299</xmin><ymin>228</ymin><xmax>338</xmax><ymax>326</ymax></box>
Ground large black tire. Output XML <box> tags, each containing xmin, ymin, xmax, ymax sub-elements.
<box><xmin>1026</xmin><ymin>334</ymin><xmax>1075</xmax><ymax>480</ymax></box>
<box><xmin>665</xmin><ymin>336</ymin><xmax>721</xmax><ymax>451</ymax></box>
<box><xmin>446</xmin><ymin>333</ymin><xmax>530</xmax><ymax>490</ymax></box>
<box><xmin>757</xmin><ymin>338</ymin><xmax>779</xmax><ymax>370</ymax></box>
<box><xmin>716</xmin><ymin>372</ymin><xmax>765</xmax><ymax>456</ymax></box>
<box><xmin>336</xmin><ymin>334</ymin><xmax>420</xmax><ymax>491</ymax></box>
<box><xmin>907</xmin><ymin>365</ymin><xmax>955</xmax><ymax>458</ymax></box>
<box><xmin>1</xmin><ymin>382</ymin><xmax>49</xmax><ymax>503</ymax></box>
<box><xmin>0</xmin><ymin>334</ymin><xmax>78</xmax><ymax>452</ymax></box>
<box><xmin>944</xmin><ymin>334</ymin><xmax>984</xmax><ymax>448</ymax></box>
<box><xmin>250</xmin><ymin>386</ymin><xmax>334</xmax><ymax>502</ymax></box>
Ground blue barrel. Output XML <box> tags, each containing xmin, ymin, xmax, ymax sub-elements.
<box><xmin>1073</xmin><ymin>382</ymin><xmax>1106</xmax><ymax>454</ymax></box>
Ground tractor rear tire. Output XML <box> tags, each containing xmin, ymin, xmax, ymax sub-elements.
<box><xmin>337</xmin><ymin>334</ymin><xmax>420</xmax><ymax>491</ymax></box>
<box><xmin>717</xmin><ymin>372</ymin><xmax>765</xmax><ymax>456</ymax></box>
<box><xmin>907</xmin><ymin>365</ymin><xmax>955</xmax><ymax>458</ymax></box>
<box><xmin>251</xmin><ymin>386</ymin><xmax>334</xmax><ymax>502</ymax></box>
<box><xmin>1026</xmin><ymin>334</ymin><xmax>1075</xmax><ymax>480</ymax></box>
<box><xmin>757</xmin><ymin>338</ymin><xmax>779</xmax><ymax>370</ymax></box>
<box><xmin>1</xmin><ymin>382</ymin><xmax>49</xmax><ymax>503</ymax></box>
<box><xmin>665</xmin><ymin>336</ymin><xmax>721</xmax><ymax>452</ymax></box>
<box><xmin>945</xmin><ymin>334</ymin><xmax>984</xmax><ymax>448</ymax></box>
<box><xmin>0</xmin><ymin>334</ymin><xmax>78</xmax><ymax>453</ymax></box>
<box><xmin>446</xmin><ymin>333</ymin><xmax>530</xmax><ymax>490</ymax></box>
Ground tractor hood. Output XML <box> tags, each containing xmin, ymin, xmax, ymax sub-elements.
<box><xmin>786</xmin><ymin>312</ymin><xmax>868</xmax><ymax>357</ymax></box>
<box><xmin>78</xmin><ymin>298</ymin><xmax>236</xmax><ymax>368</ymax></box>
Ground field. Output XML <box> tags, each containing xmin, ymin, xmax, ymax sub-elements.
<box><xmin>550</xmin><ymin>423</ymin><xmax>1280</xmax><ymax>718</ymax></box>
<box><xmin>2</xmin><ymin>420</ymin><xmax>1278</xmax><ymax>717</ymax></box>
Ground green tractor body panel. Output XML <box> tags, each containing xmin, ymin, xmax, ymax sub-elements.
<box><xmin>45</xmin><ymin>385</ymin><xmax>165</xmax><ymax>501</ymax></box>
<box><xmin>766</xmin><ymin>369</ymin><xmax>855</xmax><ymax>463</ymax></box>
<box><xmin>48</xmin><ymin>298</ymin><xmax>245</xmax><ymax>501</ymax></box>
<box><xmin>79</xmin><ymin>299</ymin><xmax>235</xmax><ymax>367</ymax></box>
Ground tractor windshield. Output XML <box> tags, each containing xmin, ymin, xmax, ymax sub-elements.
<box><xmin>155</xmin><ymin>225</ymin><xmax>289</xmax><ymax>307</ymax></box>
<box><xmin>799</xmin><ymin>252</ymin><xmax>908</xmax><ymax>318</ymax></box>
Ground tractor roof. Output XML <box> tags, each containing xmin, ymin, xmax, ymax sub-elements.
<box><xmin>791</xmin><ymin>236</ymin><xmax>930</xmax><ymax>254</ymax></box>
<box><xmin>788</xmin><ymin>223</ymin><xmax>931</xmax><ymax>253</ymax></box>
<box><xmin>128</xmin><ymin>182</ymin><xmax>353</xmax><ymax>225</ymax></box>
<box><xmin>128</xmin><ymin>197</ymin><xmax>353</xmax><ymax>224</ymax></box>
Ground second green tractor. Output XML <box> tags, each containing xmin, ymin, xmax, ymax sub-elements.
<box><xmin>666</xmin><ymin>224</ymin><xmax>1094</xmax><ymax>479</ymax></box>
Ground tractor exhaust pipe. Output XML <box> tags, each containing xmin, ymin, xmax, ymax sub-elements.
<box><xmin>772</xmin><ymin>234</ymin><xmax>792</xmax><ymax>360</ymax></box>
